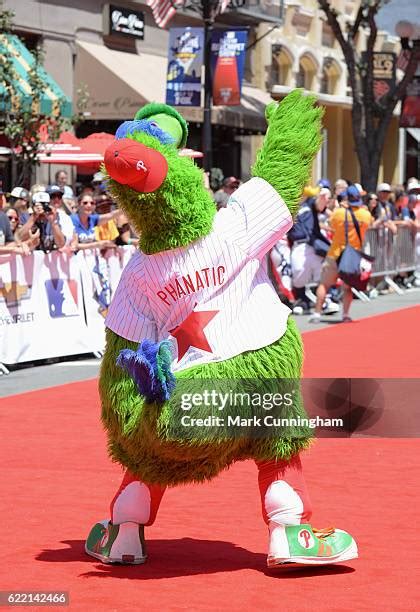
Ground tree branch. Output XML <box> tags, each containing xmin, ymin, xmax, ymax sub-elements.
<box><xmin>364</xmin><ymin>5</ymin><xmax>379</xmax><ymax>153</ymax></box>
<box><xmin>351</xmin><ymin>4</ymin><xmax>365</xmax><ymax>39</ymax></box>
<box><xmin>317</xmin><ymin>0</ymin><xmax>360</xmax><ymax>106</ymax></box>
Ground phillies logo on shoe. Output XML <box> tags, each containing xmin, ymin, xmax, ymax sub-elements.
<box><xmin>297</xmin><ymin>528</ymin><xmax>314</xmax><ymax>549</ymax></box>
<box><xmin>99</xmin><ymin>526</ymin><xmax>110</xmax><ymax>549</ymax></box>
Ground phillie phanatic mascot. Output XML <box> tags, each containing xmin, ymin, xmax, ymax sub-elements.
<box><xmin>85</xmin><ymin>91</ymin><xmax>358</xmax><ymax>569</ymax></box>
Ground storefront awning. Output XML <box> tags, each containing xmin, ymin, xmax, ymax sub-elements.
<box><xmin>75</xmin><ymin>40</ymin><xmax>167</xmax><ymax>120</ymax></box>
<box><xmin>75</xmin><ymin>40</ymin><xmax>271</xmax><ymax>131</ymax></box>
<box><xmin>174</xmin><ymin>86</ymin><xmax>271</xmax><ymax>132</ymax></box>
<box><xmin>0</xmin><ymin>34</ymin><xmax>72</xmax><ymax>117</ymax></box>
<box><xmin>212</xmin><ymin>85</ymin><xmax>271</xmax><ymax>132</ymax></box>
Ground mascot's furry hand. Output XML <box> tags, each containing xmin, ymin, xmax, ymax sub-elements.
<box><xmin>252</xmin><ymin>89</ymin><xmax>323</xmax><ymax>216</ymax></box>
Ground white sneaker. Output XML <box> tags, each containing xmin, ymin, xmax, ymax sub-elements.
<box><xmin>308</xmin><ymin>313</ymin><xmax>322</xmax><ymax>323</ymax></box>
<box><xmin>85</xmin><ymin>520</ymin><xmax>147</xmax><ymax>565</ymax></box>
<box><xmin>322</xmin><ymin>300</ymin><xmax>340</xmax><ymax>315</ymax></box>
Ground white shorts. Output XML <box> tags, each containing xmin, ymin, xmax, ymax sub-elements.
<box><xmin>290</xmin><ymin>242</ymin><xmax>323</xmax><ymax>288</ymax></box>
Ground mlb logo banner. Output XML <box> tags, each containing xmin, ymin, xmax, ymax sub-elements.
<box><xmin>211</xmin><ymin>29</ymin><xmax>248</xmax><ymax>106</ymax></box>
<box><xmin>0</xmin><ymin>251</ymin><xmax>91</xmax><ymax>364</ymax></box>
<box><xmin>45</xmin><ymin>279</ymin><xmax>79</xmax><ymax>318</ymax></box>
<box><xmin>166</xmin><ymin>27</ymin><xmax>204</xmax><ymax>107</ymax></box>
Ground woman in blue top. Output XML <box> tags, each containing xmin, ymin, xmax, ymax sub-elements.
<box><xmin>71</xmin><ymin>192</ymin><xmax>119</xmax><ymax>250</ymax></box>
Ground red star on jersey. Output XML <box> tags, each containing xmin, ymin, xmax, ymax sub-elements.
<box><xmin>170</xmin><ymin>309</ymin><xmax>219</xmax><ymax>361</ymax></box>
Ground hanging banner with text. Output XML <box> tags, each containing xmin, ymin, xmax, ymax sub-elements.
<box><xmin>400</xmin><ymin>64</ymin><xmax>420</xmax><ymax>128</ymax></box>
<box><xmin>166</xmin><ymin>27</ymin><xmax>204</xmax><ymax>107</ymax></box>
<box><xmin>372</xmin><ymin>52</ymin><xmax>396</xmax><ymax>106</ymax></box>
<box><xmin>211</xmin><ymin>29</ymin><xmax>248</xmax><ymax>106</ymax></box>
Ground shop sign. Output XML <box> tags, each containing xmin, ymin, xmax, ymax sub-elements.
<box><xmin>104</xmin><ymin>4</ymin><xmax>145</xmax><ymax>39</ymax></box>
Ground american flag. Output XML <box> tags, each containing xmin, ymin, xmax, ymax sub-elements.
<box><xmin>147</xmin><ymin>0</ymin><xmax>230</xmax><ymax>29</ymax></box>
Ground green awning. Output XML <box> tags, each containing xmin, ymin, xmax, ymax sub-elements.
<box><xmin>0</xmin><ymin>33</ymin><xmax>72</xmax><ymax>118</ymax></box>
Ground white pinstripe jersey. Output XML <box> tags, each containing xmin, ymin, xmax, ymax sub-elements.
<box><xmin>106</xmin><ymin>177</ymin><xmax>293</xmax><ymax>372</ymax></box>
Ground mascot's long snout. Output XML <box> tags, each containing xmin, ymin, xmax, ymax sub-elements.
<box><xmin>104</xmin><ymin>138</ymin><xmax>168</xmax><ymax>193</ymax></box>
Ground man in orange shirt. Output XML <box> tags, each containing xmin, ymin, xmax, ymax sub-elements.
<box><xmin>309</xmin><ymin>185</ymin><xmax>372</xmax><ymax>323</ymax></box>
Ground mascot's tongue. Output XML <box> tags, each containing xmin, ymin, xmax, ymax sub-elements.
<box><xmin>104</xmin><ymin>138</ymin><xmax>168</xmax><ymax>193</ymax></box>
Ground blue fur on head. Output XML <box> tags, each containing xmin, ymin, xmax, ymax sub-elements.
<box><xmin>116</xmin><ymin>339</ymin><xmax>176</xmax><ymax>403</ymax></box>
<box><xmin>115</xmin><ymin>120</ymin><xmax>176</xmax><ymax>146</ymax></box>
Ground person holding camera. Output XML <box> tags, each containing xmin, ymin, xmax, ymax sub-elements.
<box><xmin>17</xmin><ymin>192</ymin><xmax>66</xmax><ymax>252</ymax></box>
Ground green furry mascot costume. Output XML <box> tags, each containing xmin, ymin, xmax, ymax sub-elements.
<box><xmin>86</xmin><ymin>91</ymin><xmax>358</xmax><ymax>569</ymax></box>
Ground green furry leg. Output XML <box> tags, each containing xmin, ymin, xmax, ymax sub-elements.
<box><xmin>100</xmin><ymin>317</ymin><xmax>312</xmax><ymax>486</ymax></box>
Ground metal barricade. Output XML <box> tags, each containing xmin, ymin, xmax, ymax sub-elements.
<box><xmin>394</xmin><ymin>226</ymin><xmax>417</xmax><ymax>273</ymax></box>
<box><xmin>364</xmin><ymin>225</ymin><xmax>418</xmax><ymax>278</ymax></box>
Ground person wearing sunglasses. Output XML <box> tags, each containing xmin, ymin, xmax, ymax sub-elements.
<box><xmin>5</xmin><ymin>207</ymin><xmax>20</xmax><ymax>238</ymax></box>
<box><xmin>45</xmin><ymin>185</ymin><xmax>77</xmax><ymax>247</ymax></box>
<box><xmin>71</xmin><ymin>192</ymin><xmax>120</xmax><ymax>251</ymax></box>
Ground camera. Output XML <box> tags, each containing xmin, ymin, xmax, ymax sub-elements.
<box><xmin>41</xmin><ymin>202</ymin><xmax>52</xmax><ymax>214</ymax></box>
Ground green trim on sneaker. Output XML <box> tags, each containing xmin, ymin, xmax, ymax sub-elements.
<box><xmin>267</xmin><ymin>524</ymin><xmax>358</xmax><ymax>568</ymax></box>
<box><xmin>85</xmin><ymin>520</ymin><xmax>147</xmax><ymax>565</ymax></box>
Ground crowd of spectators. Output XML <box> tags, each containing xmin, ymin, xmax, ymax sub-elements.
<box><xmin>269</xmin><ymin>176</ymin><xmax>420</xmax><ymax>322</ymax></box>
<box><xmin>1</xmin><ymin>169</ymin><xmax>419</xmax><ymax>323</ymax></box>
<box><xmin>0</xmin><ymin>169</ymin><xmax>138</xmax><ymax>256</ymax></box>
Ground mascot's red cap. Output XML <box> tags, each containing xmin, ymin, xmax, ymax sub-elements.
<box><xmin>104</xmin><ymin>138</ymin><xmax>168</xmax><ymax>193</ymax></box>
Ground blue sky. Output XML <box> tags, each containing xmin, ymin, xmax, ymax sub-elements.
<box><xmin>377</xmin><ymin>0</ymin><xmax>420</xmax><ymax>35</ymax></box>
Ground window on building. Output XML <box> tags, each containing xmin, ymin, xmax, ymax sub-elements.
<box><xmin>297</xmin><ymin>55</ymin><xmax>317</xmax><ymax>91</ymax></box>
<box><xmin>271</xmin><ymin>45</ymin><xmax>293</xmax><ymax>87</ymax></box>
<box><xmin>320</xmin><ymin>58</ymin><xmax>340</xmax><ymax>95</ymax></box>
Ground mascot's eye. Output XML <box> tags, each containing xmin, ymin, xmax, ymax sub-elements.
<box><xmin>149</xmin><ymin>121</ymin><xmax>158</xmax><ymax>128</ymax></box>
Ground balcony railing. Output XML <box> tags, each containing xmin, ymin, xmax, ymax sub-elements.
<box><xmin>225</xmin><ymin>0</ymin><xmax>284</xmax><ymax>24</ymax></box>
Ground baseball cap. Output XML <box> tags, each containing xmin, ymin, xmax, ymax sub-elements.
<box><xmin>345</xmin><ymin>184</ymin><xmax>363</xmax><ymax>206</ymax></box>
<box><xmin>377</xmin><ymin>182</ymin><xmax>391</xmax><ymax>192</ymax></box>
<box><xmin>46</xmin><ymin>185</ymin><xmax>64</xmax><ymax>197</ymax></box>
<box><xmin>407</xmin><ymin>178</ymin><xmax>420</xmax><ymax>193</ymax></box>
<box><xmin>10</xmin><ymin>187</ymin><xmax>30</xmax><ymax>200</ymax></box>
<box><xmin>303</xmin><ymin>185</ymin><xmax>320</xmax><ymax>198</ymax></box>
<box><xmin>318</xmin><ymin>178</ymin><xmax>331</xmax><ymax>189</ymax></box>
<box><xmin>32</xmin><ymin>191</ymin><xmax>50</xmax><ymax>204</ymax></box>
<box><xmin>319</xmin><ymin>187</ymin><xmax>331</xmax><ymax>197</ymax></box>
<box><xmin>354</xmin><ymin>182</ymin><xmax>366</xmax><ymax>196</ymax></box>
<box><xmin>104</xmin><ymin>138</ymin><xmax>168</xmax><ymax>193</ymax></box>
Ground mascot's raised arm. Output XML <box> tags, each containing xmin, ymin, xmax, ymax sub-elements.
<box><xmin>85</xmin><ymin>91</ymin><xmax>358</xmax><ymax>570</ymax></box>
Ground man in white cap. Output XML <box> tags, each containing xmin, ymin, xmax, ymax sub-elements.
<box><xmin>376</xmin><ymin>182</ymin><xmax>396</xmax><ymax>220</ymax></box>
<box><xmin>18</xmin><ymin>192</ymin><xmax>67</xmax><ymax>252</ymax></box>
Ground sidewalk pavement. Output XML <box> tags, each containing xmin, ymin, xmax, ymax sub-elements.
<box><xmin>1</xmin><ymin>288</ymin><xmax>419</xmax><ymax>398</ymax></box>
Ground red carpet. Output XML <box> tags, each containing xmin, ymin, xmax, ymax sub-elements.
<box><xmin>303</xmin><ymin>305</ymin><xmax>420</xmax><ymax>378</ymax></box>
<box><xmin>1</xmin><ymin>306</ymin><xmax>419</xmax><ymax>611</ymax></box>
